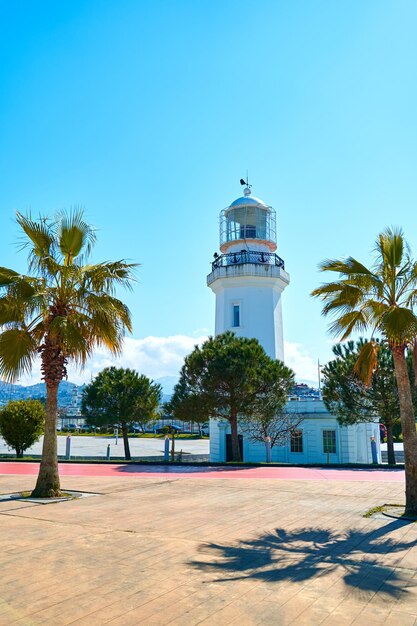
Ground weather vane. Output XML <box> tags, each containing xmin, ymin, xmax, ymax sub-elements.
<box><xmin>240</xmin><ymin>171</ymin><xmax>252</xmax><ymax>190</ymax></box>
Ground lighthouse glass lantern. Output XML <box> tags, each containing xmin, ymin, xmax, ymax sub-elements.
<box><xmin>219</xmin><ymin>187</ymin><xmax>277</xmax><ymax>253</ymax></box>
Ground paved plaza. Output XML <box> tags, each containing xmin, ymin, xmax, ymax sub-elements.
<box><xmin>0</xmin><ymin>465</ymin><xmax>416</xmax><ymax>625</ymax></box>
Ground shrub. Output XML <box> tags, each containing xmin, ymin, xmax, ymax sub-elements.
<box><xmin>0</xmin><ymin>399</ymin><xmax>45</xmax><ymax>457</ymax></box>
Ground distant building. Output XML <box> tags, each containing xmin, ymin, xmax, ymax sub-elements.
<box><xmin>207</xmin><ymin>183</ymin><xmax>381</xmax><ymax>464</ymax></box>
<box><xmin>58</xmin><ymin>385</ymin><xmax>84</xmax><ymax>427</ymax></box>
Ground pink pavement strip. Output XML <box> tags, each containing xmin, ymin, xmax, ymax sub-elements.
<box><xmin>0</xmin><ymin>461</ymin><xmax>405</xmax><ymax>481</ymax></box>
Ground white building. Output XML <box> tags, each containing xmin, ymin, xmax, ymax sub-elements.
<box><xmin>207</xmin><ymin>183</ymin><xmax>381</xmax><ymax>464</ymax></box>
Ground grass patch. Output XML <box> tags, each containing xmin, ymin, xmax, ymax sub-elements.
<box><xmin>19</xmin><ymin>490</ymin><xmax>75</xmax><ymax>499</ymax></box>
<box><xmin>363</xmin><ymin>505</ymin><xmax>386</xmax><ymax>518</ymax></box>
<box><xmin>363</xmin><ymin>503</ymin><xmax>406</xmax><ymax>518</ymax></box>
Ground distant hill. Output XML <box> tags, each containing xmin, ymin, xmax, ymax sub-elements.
<box><xmin>0</xmin><ymin>380</ymin><xmax>81</xmax><ymax>407</ymax></box>
<box><xmin>154</xmin><ymin>376</ymin><xmax>179</xmax><ymax>395</ymax></box>
<box><xmin>0</xmin><ymin>376</ymin><xmax>178</xmax><ymax>408</ymax></box>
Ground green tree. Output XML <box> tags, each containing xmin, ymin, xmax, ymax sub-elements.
<box><xmin>0</xmin><ymin>399</ymin><xmax>45</xmax><ymax>457</ymax></box>
<box><xmin>164</xmin><ymin>378</ymin><xmax>207</xmax><ymax>427</ymax></box>
<box><xmin>0</xmin><ymin>211</ymin><xmax>135</xmax><ymax>496</ymax></box>
<box><xmin>82</xmin><ymin>367</ymin><xmax>162</xmax><ymax>460</ymax></box>
<box><xmin>172</xmin><ymin>332</ymin><xmax>294</xmax><ymax>462</ymax></box>
<box><xmin>240</xmin><ymin>411</ymin><xmax>305</xmax><ymax>462</ymax></box>
<box><xmin>312</xmin><ymin>227</ymin><xmax>417</xmax><ymax>515</ymax></box>
<box><xmin>323</xmin><ymin>340</ymin><xmax>417</xmax><ymax>465</ymax></box>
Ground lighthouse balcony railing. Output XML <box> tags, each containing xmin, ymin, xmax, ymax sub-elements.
<box><xmin>211</xmin><ymin>250</ymin><xmax>285</xmax><ymax>271</ymax></box>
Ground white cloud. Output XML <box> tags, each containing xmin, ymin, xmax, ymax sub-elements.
<box><xmin>284</xmin><ymin>341</ymin><xmax>318</xmax><ymax>385</ymax></box>
<box><xmin>18</xmin><ymin>334</ymin><xmax>318</xmax><ymax>388</ymax></box>
<box><xmin>19</xmin><ymin>334</ymin><xmax>208</xmax><ymax>386</ymax></box>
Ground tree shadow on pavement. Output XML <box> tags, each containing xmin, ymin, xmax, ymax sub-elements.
<box><xmin>191</xmin><ymin>519</ymin><xmax>416</xmax><ymax>598</ymax></box>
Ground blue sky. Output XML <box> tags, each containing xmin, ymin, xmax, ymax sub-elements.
<box><xmin>1</xmin><ymin>0</ymin><xmax>417</xmax><ymax>385</ymax></box>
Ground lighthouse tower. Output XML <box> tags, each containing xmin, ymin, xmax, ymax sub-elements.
<box><xmin>207</xmin><ymin>183</ymin><xmax>290</xmax><ymax>361</ymax></box>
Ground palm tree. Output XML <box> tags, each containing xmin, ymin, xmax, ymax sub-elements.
<box><xmin>0</xmin><ymin>210</ymin><xmax>136</xmax><ymax>497</ymax></box>
<box><xmin>312</xmin><ymin>227</ymin><xmax>417</xmax><ymax>516</ymax></box>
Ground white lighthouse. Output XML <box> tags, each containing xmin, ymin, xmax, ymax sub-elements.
<box><xmin>207</xmin><ymin>182</ymin><xmax>290</xmax><ymax>361</ymax></box>
<box><xmin>207</xmin><ymin>183</ymin><xmax>382</xmax><ymax>466</ymax></box>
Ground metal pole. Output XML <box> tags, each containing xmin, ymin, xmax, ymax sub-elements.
<box><xmin>370</xmin><ymin>437</ymin><xmax>378</xmax><ymax>464</ymax></box>
<box><xmin>170</xmin><ymin>431</ymin><xmax>175</xmax><ymax>462</ymax></box>
<box><xmin>106</xmin><ymin>444</ymin><xmax>111</xmax><ymax>461</ymax></box>
<box><xmin>318</xmin><ymin>359</ymin><xmax>322</xmax><ymax>399</ymax></box>
<box><xmin>164</xmin><ymin>435</ymin><xmax>169</xmax><ymax>461</ymax></box>
<box><xmin>115</xmin><ymin>428</ymin><xmax>118</xmax><ymax>445</ymax></box>
<box><xmin>265</xmin><ymin>436</ymin><xmax>272</xmax><ymax>463</ymax></box>
<box><xmin>65</xmin><ymin>435</ymin><xmax>71</xmax><ymax>460</ymax></box>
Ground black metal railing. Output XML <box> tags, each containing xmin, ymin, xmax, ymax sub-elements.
<box><xmin>211</xmin><ymin>250</ymin><xmax>285</xmax><ymax>271</ymax></box>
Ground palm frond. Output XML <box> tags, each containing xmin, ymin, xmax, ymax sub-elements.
<box><xmin>0</xmin><ymin>297</ymin><xmax>26</xmax><ymax>325</ymax></box>
<box><xmin>362</xmin><ymin>300</ymin><xmax>388</xmax><ymax>319</ymax></box>
<box><xmin>404</xmin><ymin>288</ymin><xmax>417</xmax><ymax>308</ymax></box>
<box><xmin>321</xmin><ymin>285</ymin><xmax>364</xmax><ymax>316</ymax></box>
<box><xmin>318</xmin><ymin>257</ymin><xmax>374</xmax><ymax>276</ymax></box>
<box><xmin>0</xmin><ymin>267</ymin><xmax>20</xmax><ymax>287</ymax></box>
<box><xmin>16</xmin><ymin>212</ymin><xmax>54</xmax><ymax>259</ymax></box>
<box><xmin>353</xmin><ymin>341</ymin><xmax>380</xmax><ymax>386</ymax></box>
<box><xmin>0</xmin><ymin>276</ymin><xmax>46</xmax><ymax>326</ymax></box>
<box><xmin>89</xmin><ymin>312</ymin><xmax>125</xmax><ymax>355</ymax></box>
<box><xmin>81</xmin><ymin>261</ymin><xmax>137</xmax><ymax>294</ymax></box>
<box><xmin>80</xmin><ymin>293</ymin><xmax>133</xmax><ymax>331</ymax></box>
<box><xmin>48</xmin><ymin>315</ymin><xmax>91</xmax><ymax>365</ymax></box>
<box><xmin>375</xmin><ymin>226</ymin><xmax>406</xmax><ymax>269</ymax></box>
<box><xmin>55</xmin><ymin>208</ymin><xmax>96</xmax><ymax>263</ymax></box>
<box><xmin>328</xmin><ymin>310</ymin><xmax>369</xmax><ymax>341</ymax></box>
<box><xmin>379</xmin><ymin>307</ymin><xmax>417</xmax><ymax>346</ymax></box>
<box><xmin>0</xmin><ymin>329</ymin><xmax>37</xmax><ymax>382</ymax></box>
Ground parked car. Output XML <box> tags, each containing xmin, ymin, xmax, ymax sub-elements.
<box><xmin>155</xmin><ymin>425</ymin><xmax>182</xmax><ymax>435</ymax></box>
<box><xmin>67</xmin><ymin>424</ymin><xmax>78</xmax><ymax>432</ymax></box>
<box><xmin>79</xmin><ymin>424</ymin><xmax>93</xmax><ymax>433</ymax></box>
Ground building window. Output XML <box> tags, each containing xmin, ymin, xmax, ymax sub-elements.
<box><xmin>290</xmin><ymin>430</ymin><xmax>303</xmax><ymax>453</ymax></box>
<box><xmin>323</xmin><ymin>430</ymin><xmax>336</xmax><ymax>454</ymax></box>
<box><xmin>232</xmin><ymin>304</ymin><xmax>240</xmax><ymax>327</ymax></box>
<box><xmin>240</xmin><ymin>224</ymin><xmax>257</xmax><ymax>239</ymax></box>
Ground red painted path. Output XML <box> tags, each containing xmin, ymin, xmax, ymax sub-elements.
<box><xmin>0</xmin><ymin>462</ymin><xmax>404</xmax><ymax>482</ymax></box>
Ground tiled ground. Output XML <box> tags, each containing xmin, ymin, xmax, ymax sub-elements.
<box><xmin>0</xmin><ymin>471</ymin><xmax>415</xmax><ymax>625</ymax></box>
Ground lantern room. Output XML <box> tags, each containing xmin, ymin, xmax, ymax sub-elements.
<box><xmin>219</xmin><ymin>186</ymin><xmax>277</xmax><ymax>253</ymax></box>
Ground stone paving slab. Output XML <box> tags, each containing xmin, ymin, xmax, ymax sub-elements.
<box><xmin>0</xmin><ymin>472</ymin><xmax>415</xmax><ymax>625</ymax></box>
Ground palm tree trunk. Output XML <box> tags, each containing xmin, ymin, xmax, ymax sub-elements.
<box><xmin>121</xmin><ymin>421</ymin><xmax>131</xmax><ymax>461</ymax></box>
<box><xmin>31</xmin><ymin>383</ymin><xmax>61</xmax><ymax>497</ymax></box>
<box><xmin>229</xmin><ymin>412</ymin><xmax>241</xmax><ymax>462</ymax></box>
<box><xmin>392</xmin><ymin>346</ymin><xmax>417</xmax><ymax>515</ymax></box>
<box><xmin>413</xmin><ymin>339</ymin><xmax>417</xmax><ymax>386</ymax></box>
<box><xmin>386</xmin><ymin>423</ymin><xmax>396</xmax><ymax>465</ymax></box>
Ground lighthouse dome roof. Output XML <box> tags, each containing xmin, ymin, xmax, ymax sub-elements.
<box><xmin>228</xmin><ymin>195</ymin><xmax>268</xmax><ymax>208</ymax></box>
